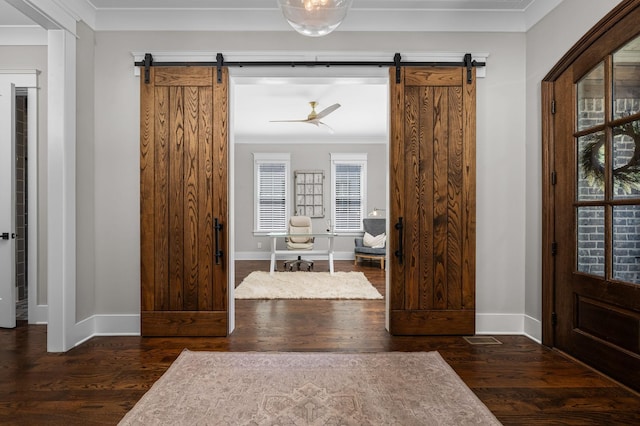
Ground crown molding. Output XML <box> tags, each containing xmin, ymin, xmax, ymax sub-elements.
<box><xmin>523</xmin><ymin>0</ymin><xmax>563</xmax><ymax>31</ymax></box>
<box><xmin>4</xmin><ymin>0</ymin><xmax>564</xmax><ymax>33</ymax></box>
<box><xmin>96</xmin><ymin>8</ymin><xmax>532</xmax><ymax>32</ymax></box>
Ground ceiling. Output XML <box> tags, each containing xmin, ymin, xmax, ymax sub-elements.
<box><xmin>233</xmin><ymin>75</ymin><xmax>389</xmax><ymax>144</ymax></box>
<box><xmin>0</xmin><ymin>0</ymin><xmax>564</xmax><ymax>142</ymax></box>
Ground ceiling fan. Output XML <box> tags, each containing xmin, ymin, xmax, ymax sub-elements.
<box><xmin>270</xmin><ymin>101</ymin><xmax>341</xmax><ymax>132</ymax></box>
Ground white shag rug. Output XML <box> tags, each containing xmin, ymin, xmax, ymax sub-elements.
<box><xmin>234</xmin><ymin>271</ymin><xmax>383</xmax><ymax>299</ymax></box>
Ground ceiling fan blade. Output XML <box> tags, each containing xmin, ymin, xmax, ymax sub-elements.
<box><xmin>317</xmin><ymin>121</ymin><xmax>335</xmax><ymax>134</ymax></box>
<box><xmin>314</xmin><ymin>103</ymin><xmax>341</xmax><ymax>120</ymax></box>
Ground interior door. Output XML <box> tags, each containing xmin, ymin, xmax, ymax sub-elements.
<box><xmin>0</xmin><ymin>79</ymin><xmax>16</xmax><ymax>329</ymax></box>
<box><xmin>389</xmin><ymin>66</ymin><xmax>476</xmax><ymax>335</ymax></box>
<box><xmin>551</xmin><ymin>31</ymin><xmax>640</xmax><ymax>390</ymax></box>
<box><xmin>140</xmin><ymin>66</ymin><xmax>228</xmax><ymax>336</ymax></box>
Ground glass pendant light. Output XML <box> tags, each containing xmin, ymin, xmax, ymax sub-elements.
<box><xmin>277</xmin><ymin>0</ymin><xmax>353</xmax><ymax>37</ymax></box>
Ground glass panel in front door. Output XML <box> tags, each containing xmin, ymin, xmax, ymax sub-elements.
<box><xmin>577</xmin><ymin>206</ymin><xmax>605</xmax><ymax>277</ymax></box>
<box><xmin>612</xmin><ymin>119</ymin><xmax>640</xmax><ymax>199</ymax></box>
<box><xmin>574</xmin><ymin>36</ymin><xmax>640</xmax><ymax>285</ymax></box>
<box><xmin>577</xmin><ymin>132</ymin><xmax>605</xmax><ymax>201</ymax></box>
<box><xmin>577</xmin><ymin>62</ymin><xmax>605</xmax><ymax>132</ymax></box>
<box><xmin>612</xmin><ymin>205</ymin><xmax>640</xmax><ymax>284</ymax></box>
<box><xmin>613</xmin><ymin>35</ymin><xmax>640</xmax><ymax>120</ymax></box>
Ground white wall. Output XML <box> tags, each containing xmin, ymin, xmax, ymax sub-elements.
<box><xmin>91</xmin><ymin>30</ymin><xmax>528</xmax><ymax>331</ymax></box>
<box><xmin>523</xmin><ymin>0</ymin><xmax>621</xmax><ymax>340</ymax></box>
<box><xmin>75</xmin><ymin>21</ymin><xmax>96</xmax><ymax>321</ymax></box>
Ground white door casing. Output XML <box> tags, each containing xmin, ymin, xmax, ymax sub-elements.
<box><xmin>0</xmin><ymin>78</ymin><xmax>16</xmax><ymax>328</ymax></box>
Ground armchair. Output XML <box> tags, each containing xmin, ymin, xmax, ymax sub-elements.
<box><xmin>354</xmin><ymin>218</ymin><xmax>386</xmax><ymax>269</ymax></box>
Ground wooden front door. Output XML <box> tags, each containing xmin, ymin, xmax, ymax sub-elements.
<box><xmin>543</xmin><ymin>3</ymin><xmax>640</xmax><ymax>390</ymax></box>
<box><xmin>389</xmin><ymin>67</ymin><xmax>476</xmax><ymax>335</ymax></box>
<box><xmin>140</xmin><ymin>67</ymin><xmax>228</xmax><ymax>336</ymax></box>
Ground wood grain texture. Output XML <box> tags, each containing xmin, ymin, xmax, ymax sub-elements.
<box><xmin>447</xmin><ymin>86</ymin><xmax>463</xmax><ymax>310</ymax></box>
<box><xmin>432</xmin><ymin>86</ymin><xmax>449</xmax><ymax>310</ymax></box>
<box><xmin>390</xmin><ymin>309</ymin><xmax>475</xmax><ymax>335</ymax></box>
<box><xmin>541</xmin><ymin>80</ymin><xmax>555</xmax><ymax>346</ymax></box>
<box><xmin>389</xmin><ymin>67</ymin><xmax>405</xmax><ymax>311</ymax></box>
<box><xmin>405</xmin><ymin>67</ymin><xmax>463</xmax><ymax>87</ymax></box>
<box><xmin>183</xmin><ymin>86</ymin><xmax>199</xmax><ymax>311</ymax></box>
<box><xmin>154</xmin><ymin>86</ymin><xmax>170</xmax><ymax>311</ymax></box>
<box><xmin>154</xmin><ymin>67</ymin><xmax>214</xmax><ymax>87</ymax></box>
<box><xmin>141</xmin><ymin>311</ymin><xmax>227</xmax><ymax>337</ymax></box>
<box><xmin>140</xmin><ymin>68</ymin><xmax>155</xmax><ymax>312</ymax></box>
<box><xmin>140</xmin><ymin>67</ymin><xmax>228</xmax><ymax>336</ymax></box>
<box><xmin>419</xmin><ymin>87</ymin><xmax>435</xmax><ymax>311</ymax></box>
<box><xmin>169</xmin><ymin>86</ymin><xmax>185</xmax><ymax>311</ymax></box>
<box><xmin>404</xmin><ymin>86</ymin><xmax>421</xmax><ymax>311</ymax></box>
<box><xmin>389</xmin><ymin>67</ymin><xmax>475</xmax><ymax>335</ymax></box>
<box><xmin>198</xmin><ymin>86</ymin><xmax>214</xmax><ymax>311</ymax></box>
<box><xmin>462</xmin><ymin>69</ymin><xmax>476</xmax><ymax>311</ymax></box>
<box><xmin>213</xmin><ymin>67</ymin><xmax>229</xmax><ymax>312</ymax></box>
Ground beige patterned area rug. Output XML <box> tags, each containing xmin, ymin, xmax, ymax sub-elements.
<box><xmin>234</xmin><ymin>271</ymin><xmax>383</xmax><ymax>299</ymax></box>
<box><xmin>119</xmin><ymin>351</ymin><xmax>501</xmax><ymax>426</ymax></box>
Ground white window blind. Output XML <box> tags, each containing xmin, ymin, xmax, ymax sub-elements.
<box><xmin>331</xmin><ymin>153</ymin><xmax>367</xmax><ymax>233</ymax></box>
<box><xmin>254</xmin><ymin>153</ymin><xmax>290</xmax><ymax>232</ymax></box>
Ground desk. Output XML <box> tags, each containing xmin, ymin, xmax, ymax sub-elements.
<box><xmin>267</xmin><ymin>232</ymin><xmax>338</xmax><ymax>275</ymax></box>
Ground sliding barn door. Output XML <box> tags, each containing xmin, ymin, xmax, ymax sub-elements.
<box><xmin>389</xmin><ymin>67</ymin><xmax>476</xmax><ymax>335</ymax></box>
<box><xmin>140</xmin><ymin>67</ymin><xmax>228</xmax><ymax>336</ymax></box>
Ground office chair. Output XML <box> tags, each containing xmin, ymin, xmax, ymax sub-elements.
<box><xmin>284</xmin><ymin>215</ymin><xmax>314</xmax><ymax>271</ymax></box>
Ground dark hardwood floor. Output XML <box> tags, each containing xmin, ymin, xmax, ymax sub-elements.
<box><xmin>1</xmin><ymin>260</ymin><xmax>639</xmax><ymax>425</ymax></box>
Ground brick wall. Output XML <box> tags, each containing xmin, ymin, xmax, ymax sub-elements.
<box><xmin>577</xmin><ymin>98</ymin><xmax>640</xmax><ymax>284</ymax></box>
<box><xmin>15</xmin><ymin>94</ymin><xmax>27</xmax><ymax>302</ymax></box>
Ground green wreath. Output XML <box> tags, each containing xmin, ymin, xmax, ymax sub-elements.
<box><xmin>580</xmin><ymin>120</ymin><xmax>640</xmax><ymax>194</ymax></box>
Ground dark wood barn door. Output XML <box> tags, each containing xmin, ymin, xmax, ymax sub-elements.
<box><xmin>140</xmin><ymin>67</ymin><xmax>228</xmax><ymax>336</ymax></box>
<box><xmin>543</xmin><ymin>1</ymin><xmax>640</xmax><ymax>391</ymax></box>
<box><xmin>389</xmin><ymin>67</ymin><xmax>476</xmax><ymax>335</ymax></box>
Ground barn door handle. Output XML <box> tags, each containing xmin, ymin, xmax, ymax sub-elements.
<box><xmin>394</xmin><ymin>217</ymin><xmax>404</xmax><ymax>265</ymax></box>
<box><xmin>214</xmin><ymin>218</ymin><xmax>223</xmax><ymax>265</ymax></box>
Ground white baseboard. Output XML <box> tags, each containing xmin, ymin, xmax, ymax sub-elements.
<box><xmin>93</xmin><ymin>314</ymin><xmax>141</xmax><ymax>335</ymax></box>
<box><xmin>71</xmin><ymin>314</ymin><xmax>142</xmax><ymax>347</ymax></box>
<box><xmin>235</xmin><ymin>251</ymin><xmax>355</xmax><ymax>261</ymax></box>
<box><xmin>28</xmin><ymin>304</ymin><xmax>48</xmax><ymax>324</ymax></box>
<box><xmin>475</xmin><ymin>313</ymin><xmax>543</xmax><ymax>343</ymax></box>
<box><xmin>64</xmin><ymin>313</ymin><xmax>542</xmax><ymax>345</ymax></box>
<box><xmin>523</xmin><ymin>314</ymin><xmax>542</xmax><ymax>343</ymax></box>
<box><xmin>475</xmin><ymin>313</ymin><xmax>524</xmax><ymax>335</ymax></box>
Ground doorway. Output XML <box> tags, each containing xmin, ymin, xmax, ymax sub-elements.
<box><xmin>229</xmin><ymin>69</ymin><xmax>390</xmax><ymax>333</ymax></box>
<box><xmin>138</xmin><ymin>59</ymin><xmax>477</xmax><ymax>337</ymax></box>
<box><xmin>15</xmin><ymin>90</ymin><xmax>29</xmax><ymax>322</ymax></box>
<box><xmin>542</xmin><ymin>1</ymin><xmax>640</xmax><ymax>392</ymax></box>
<box><xmin>0</xmin><ymin>71</ymin><xmax>39</xmax><ymax>329</ymax></box>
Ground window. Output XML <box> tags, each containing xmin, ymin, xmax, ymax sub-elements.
<box><xmin>331</xmin><ymin>153</ymin><xmax>367</xmax><ymax>233</ymax></box>
<box><xmin>254</xmin><ymin>153</ymin><xmax>290</xmax><ymax>232</ymax></box>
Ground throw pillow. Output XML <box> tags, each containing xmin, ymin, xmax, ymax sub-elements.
<box><xmin>363</xmin><ymin>232</ymin><xmax>386</xmax><ymax>248</ymax></box>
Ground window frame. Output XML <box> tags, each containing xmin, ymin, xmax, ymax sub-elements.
<box><xmin>330</xmin><ymin>153</ymin><xmax>367</xmax><ymax>234</ymax></box>
<box><xmin>253</xmin><ymin>153</ymin><xmax>291</xmax><ymax>234</ymax></box>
